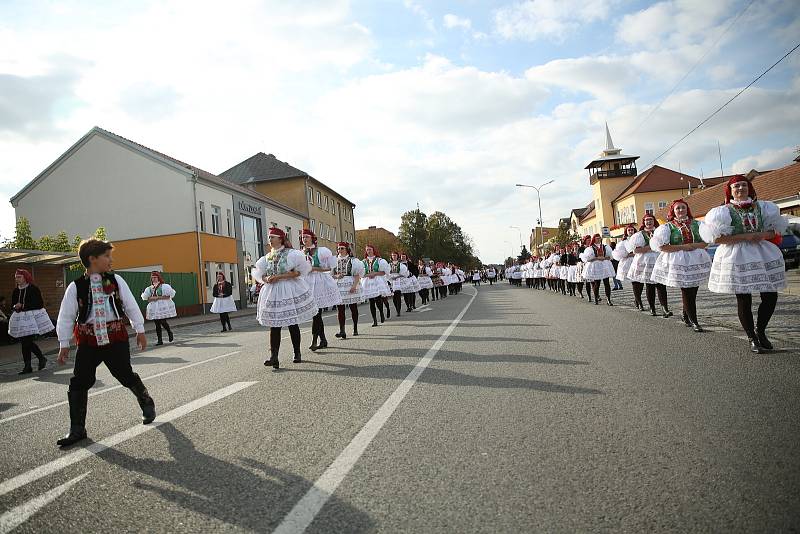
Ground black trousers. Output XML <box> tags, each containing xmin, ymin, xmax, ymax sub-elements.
<box><xmin>69</xmin><ymin>341</ymin><xmax>142</xmax><ymax>392</ymax></box>
<box><xmin>154</xmin><ymin>319</ymin><xmax>173</xmax><ymax>340</ymax></box>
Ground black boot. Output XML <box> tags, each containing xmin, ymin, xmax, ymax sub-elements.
<box><xmin>37</xmin><ymin>356</ymin><xmax>48</xmax><ymax>371</ymax></box>
<box><xmin>353</xmin><ymin>325</ymin><xmax>359</xmax><ymax>336</ymax></box>
<box><xmin>19</xmin><ymin>353</ymin><xmax>32</xmax><ymax>375</ymax></box>
<box><xmin>293</xmin><ymin>350</ymin><xmax>302</xmax><ymax>363</ymax></box>
<box><xmin>756</xmin><ymin>330</ymin><xmax>773</xmax><ymax>350</ymax></box>
<box><xmin>130</xmin><ymin>380</ymin><xmax>156</xmax><ymax>424</ymax></box>
<box><xmin>318</xmin><ymin>333</ymin><xmax>328</xmax><ymax>350</ymax></box>
<box><xmin>57</xmin><ymin>390</ymin><xmax>88</xmax><ymax>447</ymax></box>
<box><xmin>264</xmin><ymin>348</ymin><xmax>280</xmax><ymax>369</ymax></box>
<box><xmin>682</xmin><ymin>312</ymin><xmax>693</xmax><ymax>327</ymax></box>
<box><xmin>650</xmin><ymin>305</ymin><xmax>658</xmax><ymax>317</ymax></box>
<box><xmin>336</xmin><ymin>330</ymin><xmax>347</xmax><ymax>339</ymax></box>
<box><xmin>748</xmin><ymin>335</ymin><xmax>763</xmax><ymax>354</ymax></box>
<box><xmin>606</xmin><ymin>297</ymin><xmax>613</xmax><ymax>306</ymax></box>
<box><xmin>156</xmin><ymin>332</ymin><xmax>164</xmax><ymax>346</ymax></box>
<box><xmin>309</xmin><ymin>334</ymin><xmax>319</xmax><ymax>352</ymax></box>
<box><xmin>662</xmin><ymin>308</ymin><xmax>673</xmax><ymax>318</ymax></box>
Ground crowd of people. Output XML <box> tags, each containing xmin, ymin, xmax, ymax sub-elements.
<box><xmin>502</xmin><ymin>176</ymin><xmax>788</xmax><ymax>353</ymax></box>
<box><xmin>3</xmin><ymin>176</ymin><xmax>787</xmax><ymax>448</ymax></box>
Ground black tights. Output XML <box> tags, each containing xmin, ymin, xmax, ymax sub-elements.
<box><xmin>270</xmin><ymin>324</ymin><xmax>300</xmax><ymax>354</ymax></box>
<box><xmin>219</xmin><ymin>313</ymin><xmax>231</xmax><ymax>330</ymax></box>
<box><xmin>20</xmin><ymin>335</ymin><xmax>44</xmax><ymax>367</ymax></box>
<box><xmin>154</xmin><ymin>319</ymin><xmax>173</xmax><ymax>339</ymax></box>
<box><xmin>632</xmin><ymin>281</ymin><xmax>644</xmax><ymax>308</ymax></box>
<box><xmin>337</xmin><ymin>304</ymin><xmax>359</xmax><ymax>332</ymax></box>
<box><xmin>577</xmin><ymin>281</ymin><xmax>584</xmax><ymax>296</ymax></box>
<box><xmin>591</xmin><ymin>278</ymin><xmax>611</xmax><ymax>301</ymax></box>
<box><xmin>680</xmin><ymin>286</ymin><xmax>700</xmax><ymax>324</ymax></box>
<box><xmin>736</xmin><ymin>292</ymin><xmax>778</xmax><ymax>336</ymax></box>
<box><xmin>369</xmin><ymin>297</ymin><xmax>385</xmax><ymax>325</ymax></box>
<box><xmin>311</xmin><ymin>309</ymin><xmax>326</xmax><ymax>342</ymax></box>
<box><xmin>645</xmin><ymin>283</ymin><xmax>668</xmax><ymax>311</ymax></box>
<box><xmin>419</xmin><ymin>289</ymin><xmax>429</xmax><ymax>304</ymax></box>
<box><xmin>393</xmin><ymin>291</ymin><xmax>403</xmax><ymax>314</ymax></box>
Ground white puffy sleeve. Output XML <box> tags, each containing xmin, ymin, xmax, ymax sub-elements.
<box><xmin>760</xmin><ymin>200</ymin><xmax>789</xmax><ymax>235</ymax></box>
<box><xmin>612</xmin><ymin>242</ymin><xmax>629</xmax><ymax>261</ymax></box>
<box><xmin>699</xmin><ymin>206</ymin><xmax>732</xmax><ymax>243</ymax></box>
<box><xmin>425</xmin><ymin>267</ymin><xmax>433</xmax><ymax>276</ymax></box>
<box><xmin>162</xmin><ymin>284</ymin><xmax>176</xmax><ymax>299</ymax></box>
<box><xmin>288</xmin><ymin>249</ymin><xmax>312</xmax><ymax>275</ymax></box>
<box><xmin>579</xmin><ymin>248</ymin><xmax>594</xmax><ymax>262</ymax></box>
<box><xmin>626</xmin><ymin>232</ymin><xmax>645</xmax><ymax>253</ymax></box>
<box><xmin>318</xmin><ymin>247</ymin><xmax>335</xmax><ymax>270</ymax></box>
<box><xmin>56</xmin><ymin>282</ymin><xmax>78</xmax><ymax>348</ymax></box>
<box><xmin>141</xmin><ymin>286</ymin><xmax>152</xmax><ymax>301</ymax></box>
<box><xmin>253</xmin><ymin>256</ymin><xmax>268</xmax><ymax>282</ymax></box>
<box><xmin>649</xmin><ymin>225</ymin><xmax>671</xmax><ymax>253</ymax></box>
<box><xmin>350</xmin><ymin>258</ymin><xmax>366</xmax><ymax>277</ymax></box>
<box><xmin>400</xmin><ymin>263</ymin><xmax>409</xmax><ymax>277</ymax></box>
<box><xmin>377</xmin><ymin>258</ymin><xmax>390</xmax><ymax>275</ymax></box>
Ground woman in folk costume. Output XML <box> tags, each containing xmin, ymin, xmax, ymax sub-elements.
<box><xmin>580</xmin><ymin>234</ymin><xmax>616</xmax><ymax>305</ymax></box>
<box><xmin>416</xmin><ymin>259</ymin><xmax>434</xmax><ymax>304</ymax></box>
<box><xmin>523</xmin><ymin>258</ymin><xmax>533</xmax><ymax>288</ymax></box>
<box><xmin>700</xmin><ymin>176</ymin><xmax>788</xmax><ymax>353</ymax></box>
<box><xmin>401</xmin><ymin>253</ymin><xmax>420</xmax><ymax>311</ymax></box>
<box><xmin>301</xmin><ymin>228</ymin><xmax>342</xmax><ymax>351</ymax></box>
<box><xmin>650</xmin><ymin>200</ymin><xmax>711</xmax><ymax>332</ymax></box>
<box><xmin>9</xmin><ymin>269</ymin><xmax>54</xmax><ymax>374</ymax></box>
<box><xmin>627</xmin><ymin>214</ymin><xmax>671</xmax><ymax>317</ymax></box>
<box><xmin>141</xmin><ymin>271</ymin><xmax>177</xmax><ymax>344</ymax></box>
<box><xmin>441</xmin><ymin>263</ymin><xmax>454</xmax><ymax>295</ymax></box>
<box><xmin>254</xmin><ymin>227</ymin><xmax>316</xmax><ymax>369</ymax></box>
<box><xmin>455</xmin><ymin>265</ymin><xmax>465</xmax><ymax>294</ymax></box>
<box><xmin>548</xmin><ymin>248</ymin><xmax>561</xmax><ymax>292</ymax></box>
<box><xmin>210</xmin><ymin>271</ymin><xmax>236</xmax><ymax>332</ymax></box>
<box><xmin>565</xmin><ymin>243</ymin><xmax>580</xmax><ymax>297</ymax></box>
<box><xmin>534</xmin><ymin>256</ymin><xmax>546</xmax><ymax>290</ymax></box>
<box><xmin>558</xmin><ymin>246</ymin><xmax>570</xmax><ymax>295</ymax></box>
<box><xmin>361</xmin><ymin>244</ymin><xmax>392</xmax><ymax>326</ymax></box>
<box><xmin>612</xmin><ymin>224</ymin><xmax>640</xmax><ymax>309</ymax></box>
<box><xmin>387</xmin><ymin>251</ymin><xmax>411</xmax><ymax>315</ymax></box>
<box><xmin>332</xmin><ymin>242</ymin><xmax>365</xmax><ymax>339</ymax></box>
<box><xmin>431</xmin><ymin>261</ymin><xmax>445</xmax><ymax>301</ymax></box>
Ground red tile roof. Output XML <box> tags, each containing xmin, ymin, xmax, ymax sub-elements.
<box><xmin>612</xmin><ymin>165</ymin><xmax>725</xmax><ymax>202</ymax></box>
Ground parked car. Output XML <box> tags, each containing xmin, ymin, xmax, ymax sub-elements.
<box><xmin>705</xmin><ymin>222</ymin><xmax>800</xmax><ymax>270</ymax></box>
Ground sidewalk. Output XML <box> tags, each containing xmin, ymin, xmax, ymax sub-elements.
<box><xmin>0</xmin><ymin>307</ymin><xmax>257</xmax><ymax>369</ymax></box>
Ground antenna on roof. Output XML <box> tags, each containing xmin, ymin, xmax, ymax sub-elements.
<box><xmin>700</xmin><ymin>168</ymin><xmax>705</xmax><ymax>189</ymax></box>
<box><xmin>717</xmin><ymin>140</ymin><xmax>725</xmax><ymax>178</ymax></box>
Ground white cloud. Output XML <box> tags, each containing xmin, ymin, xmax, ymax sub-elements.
<box><xmin>525</xmin><ymin>55</ymin><xmax>640</xmax><ymax>103</ymax></box>
<box><xmin>494</xmin><ymin>0</ymin><xmax>615</xmax><ymax>42</ymax></box>
<box><xmin>404</xmin><ymin>0</ymin><xmax>436</xmax><ymax>32</ymax></box>
<box><xmin>443</xmin><ymin>14</ymin><xmax>472</xmax><ymax>30</ymax></box>
<box><xmin>731</xmin><ymin>145</ymin><xmax>798</xmax><ymax>174</ymax></box>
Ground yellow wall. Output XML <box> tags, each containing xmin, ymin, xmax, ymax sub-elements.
<box><xmin>252</xmin><ymin>178</ymin><xmax>307</xmax><ymax>214</ymax></box>
<box><xmin>614</xmin><ymin>189</ymin><xmax>688</xmax><ymax>225</ymax></box>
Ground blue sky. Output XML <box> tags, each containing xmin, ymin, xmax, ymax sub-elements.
<box><xmin>1</xmin><ymin>0</ymin><xmax>798</xmax><ymax>262</ymax></box>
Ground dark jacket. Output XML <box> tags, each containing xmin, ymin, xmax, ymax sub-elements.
<box><xmin>407</xmin><ymin>263</ymin><xmax>420</xmax><ymax>277</ymax></box>
<box><xmin>11</xmin><ymin>284</ymin><xmax>44</xmax><ymax>311</ymax></box>
<box><xmin>213</xmin><ymin>281</ymin><xmax>233</xmax><ymax>298</ymax></box>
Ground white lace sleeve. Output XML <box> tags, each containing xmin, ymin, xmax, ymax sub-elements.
<box><xmin>699</xmin><ymin>206</ymin><xmax>732</xmax><ymax>243</ymax></box>
<box><xmin>760</xmin><ymin>200</ymin><xmax>789</xmax><ymax>235</ymax></box>
<box><xmin>649</xmin><ymin>225</ymin><xmax>671</xmax><ymax>253</ymax></box>
<box><xmin>350</xmin><ymin>258</ymin><xmax>366</xmax><ymax>277</ymax></box>
<box><xmin>253</xmin><ymin>256</ymin><xmax>268</xmax><ymax>282</ymax></box>
<box><xmin>288</xmin><ymin>249</ymin><xmax>312</xmax><ymax>276</ymax></box>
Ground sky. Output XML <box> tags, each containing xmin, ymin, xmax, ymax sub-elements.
<box><xmin>1</xmin><ymin>0</ymin><xmax>798</xmax><ymax>263</ymax></box>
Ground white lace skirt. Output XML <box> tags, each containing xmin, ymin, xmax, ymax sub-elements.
<box><xmin>146</xmin><ymin>299</ymin><xmax>177</xmax><ymax>320</ymax></box>
<box><xmin>306</xmin><ymin>272</ymin><xmax>343</xmax><ymax>308</ymax></box>
<box><xmin>627</xmin><ymin>252</ymin><xmax>658</xmax><ymax>283</ymax></box>
<box><xmin>615</xmin><ymin>256</ymin><xmax>634</xmax><ymax>282</ymax></box>
<box><xmin>650</xmin><ymin>249</ymin><xmax>712</xmax><ymax>288</ymax></box>
<box><xmin>362</xmin><ymin>276</ymin><xmax>391</xmax><ymax>299</ymax></box>
<box><xmin>708</xmin><ymin>241</ymin><xmax>785</xmax><ymax>293</ymax></box>
<box><xmin>256</xmin><ymin>277</ymin><xmax>316</xmax><ymax>327</ymax></box>
<box><xmin>403</xmin><ymin>276</ymin><xmax>420</xmax><ymax>294</ymax></box>
<box><xmin>390</xmin><ymin>276</ymin><xmax>411</xmax><ymax>293</ymax></box>
<box><xmin>9</xmin><ymin>309</ymin><xmax>55</xmax><ymax>338</ymax></box>
<box><xmin>336</xmin><ymin>276</ymin><xmax>365</xmax><ymax>305</ymax></box>
<box><xmin>210</xmin><ymin>296</ymin><xmax>237</xmax><ymax>313</ymax></box>
<box><xmin>583</xmin><ymin>259</ymin><xmax>616</xmax><ymax>281</ymax></box>
<box><xmin>567</xmin><ymin>265</ymin><xmax>579</xmax><ymax>283</ymax></box>
<box><xmin>559</xmin><ymin>266</ymin><xmax>569</xmax><ymax>280</ymax></box>
<box><xmin>417</xmin><ymin>275</ymin><xmax>434</xmax><ymax>289</ymax></box>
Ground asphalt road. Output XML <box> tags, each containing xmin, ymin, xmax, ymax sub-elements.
<box><xmin>0</xmin><ymin>282</ymin><xmax>798</xmax><ymax>533</ymax></box>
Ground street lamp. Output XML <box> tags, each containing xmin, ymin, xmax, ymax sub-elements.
<box><xmin>516</xmin><ymin>180</ymin><xmax>555</xmax><ymax>254</ymax></box>
<box><xmin>509</xmin><ymin>225</ymin><xmax>523</xmax><ymax>251</ymax></box>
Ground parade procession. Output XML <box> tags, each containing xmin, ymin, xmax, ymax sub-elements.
<box><xmin>1</xmin><ymin>1</ymin><xmax>799</xmax><ymax>533</ymax></box>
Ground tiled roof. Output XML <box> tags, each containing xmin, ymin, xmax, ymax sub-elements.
<box><xmin>654</xmin><ymin>160</ymin><xmax>800</xmax><ymax>220</ymax></box>
<box><xmin>579</xmin><ymin>201</ymin><xmax>596</xmax><ymax>222</ymax></box>
<box><xmin>613</xmin><ymin>165</ymin><xmax>717</xmax><ymax>202</ymax></box>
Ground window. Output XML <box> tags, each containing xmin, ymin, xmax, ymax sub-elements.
<box><xmin>199</xmin><ymin>201</ymin><xmax>206</xmax><ymax>232</ymax></box>
<box><xmin>324</xmin><ymin>195</ymin><xmax>329</xmax><ymax>212</ymax></box>
<box><xmin>658</xmin><ymin>200</ymin><xmax>667</xmax><ymax>210</ymax></box>
<box><xmin>317</xmin><ymin>191</ymin><xmax>322</xmax><ymax>207</ymax></box>
<box><xmin>307</xmin><ymin>186</ymin><xmax>314</xmax><ymax>204</ymax></box>
<box><xmin>285</xmin><ymin>226</ymin><xmax>292</xmax><ymax>240</ymax></box>
<box><xmin>644</xmin><ymin>202</ymin><xmax>654</xmax><ymax>216</ymax></box>
<box><xmin>310</xmin><ymin>219</ymin><xmax>316</xmax><ymax>233</ymax></box>
<box><xmin>271</xmin><ymin>221</ymin><xmax>278</xmax><ymax>229</ymax></box>
<box><xmin>211</xmin><ymin>205</ymin><xmax>221</xmax><ymax>235</ymax></box>
<box><xmin>226</xmin><ymin>209</ymin><xmax>232</xmax><ymax>236</ymax></box>
<box><xmin>331</xmin><ymin>202</ymin><xmax>336</xmax><ymax>216</ymax></box>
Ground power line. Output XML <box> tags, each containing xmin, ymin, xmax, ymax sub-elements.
<box><xmin>633</xmin><ymin>0</ymin><xmax>755</xmax><ymax>134</ymax></box>
<box><xmin>643</xmin><ymin>40</ymin><xmax>800</xmax><ymax>169</ymax></box>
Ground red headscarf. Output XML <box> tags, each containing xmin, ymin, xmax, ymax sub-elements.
<box><xmin>666</xmin><ymin>199</ymin><xmax>694</xmax><ymax>221</ymax></box>
<box><xmin>582</xmin><ymin>235</ymin><xmax>593</xmax><ymax>245</ymax></box>
<box><xmin>639</xmin><ymin>214</ymin><xmax>659</xmax><ymax>232</ymax></box>
<box><xmin>268</xmin><ymin>227</ymin><xmax>292</xmax><ymax>248</ymax></box>
<box><xmin>724</xmin><ymin>175</ymin><xmax>757</xmax><ymax>204</ymax></box>
<box><xmin>592</xmin><ymin>234</ymin><xmax>606</xmax><ymax>257</ymax></box>
<box><xmin>301</xmin><ymin>228</ymin><xmax>317</xmax><ymax>245</ymax></box>
<box><xmin>15</xmin><ymin>269</ymin><xmax>34</xmax><ymax>285</ymax></box>
<box><xmin>336</xmin><ymin>242</ymin><xmax>352</xmax><ymax>255</ymax></box>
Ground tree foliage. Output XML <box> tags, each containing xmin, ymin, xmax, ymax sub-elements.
<box><xmin>393</xmin><ymin>209</ymin><xmax>482</xmax><ymax>269</ymax></box>
<box><xmin>517</xmin><ymin>245</ymin><xmax>532</xmax><ymax>262</ymax></box>
<box><xmin>397</xmin><ymin>209</ymin><xmax>428</xmax><ymax>260</ymax></box>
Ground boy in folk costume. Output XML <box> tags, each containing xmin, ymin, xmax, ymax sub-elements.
<box><xmin>55</xmin><ymin>239</ymin><xmax>155</xmax><ymax>447</ymax></box>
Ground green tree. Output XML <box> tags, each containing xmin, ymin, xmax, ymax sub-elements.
<box><xmin>397</xmin><ymin>209</ymin><xmax>428</xmax><ymax>260</ymax></box>
<box><xmin>52</xmin><ymin>231</ymin><xmax>72</xmax><ymax>252</ymax></box>
<box><xmin>72</xmin><ymin>235</ymin><xmax>83</xmax><ymax>251</ymax></box>
<box><xmin>94</xmin><ymin>226</ymin><xmax>108</xmax><ymax>240</ymax></box>
<box><xmin>517</xmin><ymin>245</ymin><xmax>532</xmax><ymax>262</ymax></box>
<box><xmin>553</xmin><ymin>222</ymin><xmax>580</xmax><ymax>247</ymax></box>
<box><xmin>6</xmin><ymin>217</ymin><xmax>37</xmax><ymax>249</ymax></box>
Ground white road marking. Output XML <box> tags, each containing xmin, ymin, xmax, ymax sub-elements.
<box><xmin>273</xmin><ymin>287</ymin><xmax>479</xmax><ymax>534</ymax></box>
<box><xmin>417</xmin><ymin>308</ymin><xmax>432</xmax><ymax>313</ymax></box>
<box><xmin>0</xmin><ymin>351</ymin><xmax>242</xmax><ymax>424</ymax></box>
<box><xmin>0</xmin><ymin>381</ymin><xmax>257</xmax><ymax>498</ymax></box>
<box><xmin>0</xmin><ymin>472</ymin><xmax>90</xmax><ymax>534</ymax></box>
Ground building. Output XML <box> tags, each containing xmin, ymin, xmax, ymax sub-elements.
<box><xmin>9</xmin><ymin>127</ymin><xmax>306</xmax><ymax>311</ymax></box>
<box><xmin>355</xmin><ymin>226</ymin><xmax>400</xmax><ymax>257</ymax></box>
<box><xmin>655</xmin><ymin>155</ymin><xmax>800</xmax><ymax>221</ymax></box>
<box><xmin>529</xmin><ymin>226</ymin><xmax>560</xmax><ymax>255</ymax></box>
<box><xmin>0</xmin><ymin>249</ymin><xmax>79</xmax><ymax>322</ymax></box>
<box><xmin>219</xmin><ymin>153</ymin><xmax>356</xmax><ymax>250</ymax></box>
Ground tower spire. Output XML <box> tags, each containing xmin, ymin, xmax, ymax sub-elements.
<box><xmin>604</xmin><ymin>122</ymin><xmax>615</xmax><ymax>151</ymax></box>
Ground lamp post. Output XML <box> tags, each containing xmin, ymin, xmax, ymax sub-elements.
<box><xmin>516</xmin><ymin>180</ymin><xmax>555</xmax><ymax>254</ymax></box>
<box><xmin>509</xmin><ymin>225</ymin><xmax>523</xmax><ymax>252</ymax></box>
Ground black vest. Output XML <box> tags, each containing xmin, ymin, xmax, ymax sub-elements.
<box><xmin>74</xmin><ymin>272</ymin><xmax>126</xmax><ymax>324</ymax></box>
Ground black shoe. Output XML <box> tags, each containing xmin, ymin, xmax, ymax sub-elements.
<box><xmin>749</xmin><ymin>338</ymin><xmax>763</xmax><ymax>354</ymax></box>
<box><xmin>594</xmin><ymin>299</ymin><xmax>599</xmax><ymax>305</ymax></box>
<box><xmin>131</xmin><ymin>383</ymin><xmax>156</xmax><ymax>424</ymax></box>
<box><xmin>57</xmin><ymin>426</ymin><xmax>87</xmax><ymax>448</ymax></box>
<box><xmin>650</xmin><ymin>308</ymin><xmax>658</xmax><ymax>316</ymax></box>
<box><xmin>372</xmin><ymin>322</ymin><xmax>378</xmax><ymax>327</ymax></box>
<box><xmin>606</xmin><ymin>298</ymin><xmax>613</xmax><ymax>306</ymax></box>
<box><xmin>338</xmin><ymin>332</ymin><xmax>347</xmax><ymax>340</ymax></box>
<box><xmin>386</xmin><ymin>309</ymin><xmax>391</xmax><ymax>319</ymax></box>
<box><xmin>335</xmin><ymin>332</ymin><xmax>343</xmax><ymax>338</ymax></box>
<box><xmin>18</xmin><ymin>367</ymin><xmax>33</xmax><ymax>375</ymax></box>
<box><xmin>692</xmin><ymin>323</ymin><xmax>704</xmax><ymax>333</ymax></box>
<box><xmin>156</xmin><ymin>340</ymin><xmax>164</xmax><ymax>346</ymax></box>
<box><xmin>265</xmin><ymin>349</ymin><xmax>280</xmax><ymax>369</ymax></box>
<box><xmin>662</xmin><ymin>309</ymin><xmax>673</xmax><ymax>318</ymax></box>
<box><xmin>37</xmin><ymin>357</ymin><xmax>47</xmax><ymax>371</ymax></box>
<box><xmin>221</xmin><ymin>328</ymin><xmax>227</xmax><ymax>333</ymax></box>
<box><xmin>318</xmin><ymin>337</ymin><xmax>328</xmax><ymax>349</ymax></box>
<box><xmin>293</xmin><ymin>353</ymin><xmax>302</xmax><ymax>363</ymax></box>
<box><xmin>167</xmin><ymin>331</ymin><xmax>174</xmax><ymax>342</ymax></box>
<box><xmin>756</xmin><ymin>330</ymin><xmax>773</xmax><ymax>350</ymax></box>
<box><xmin>353</xmin><ymin>328</ymin><xmax>359</xmax><ymax>336</ymax></box>
<box><xmin>309</xmin><ymin>335</ymin><xmax>319</xmax><ymax>351</ymax></box>
<box><xmin>682</xmin><ymin>313</ymin><xmax>693</xmax><ymax>327</ymax></box>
